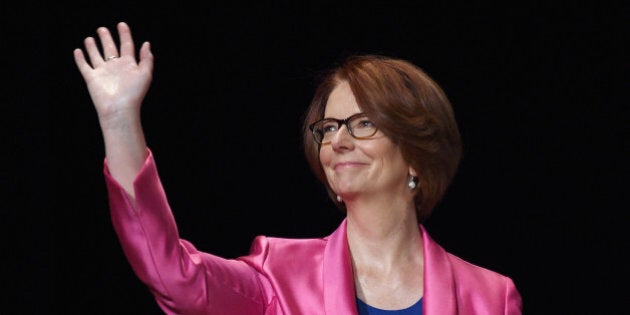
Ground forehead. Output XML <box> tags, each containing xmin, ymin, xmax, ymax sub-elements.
<box><xmin>324</xmin><ymin>81</ymin><xmax>362</xmax><ymax>118</ymax></box>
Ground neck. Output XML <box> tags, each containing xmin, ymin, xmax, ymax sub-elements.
<box><xmin>345</xmin><ymin>195</ymin><xmax>423</xmax><ymax>268</ymax></box>
<box><xmin>345</xmin><ymin>196</ymin><xmax>425</xmax><ymax>306</ymax></box>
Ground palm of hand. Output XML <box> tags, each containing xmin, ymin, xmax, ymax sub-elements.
<box><xmin>74</xmin><ymin>22</ymin><xmax>154</xmax><ymax>122</ymax></box>
<box><xmin>84</xmin><ymin>57</ymin><xmax>152</xmax><ymax>115</ymax></box>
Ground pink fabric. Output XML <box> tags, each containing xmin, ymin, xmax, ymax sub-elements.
<box><xmin>104</xmin><ymin>150</ymin><xmax>522</xmax><ymax>314</ymax></box>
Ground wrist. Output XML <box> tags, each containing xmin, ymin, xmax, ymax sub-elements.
<box><xmin>97</xmin><ymin>107</ymin><xmax>142</xmax><ymax>132</ymax></box>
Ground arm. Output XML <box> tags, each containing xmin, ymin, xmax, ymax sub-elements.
<box><xmin>104</xmin><ymin>153</ymin><xmax>268</xmax><ymax>314</ymax></box>
<box><xmin>75</xmin><ymin>23</ymin><xmax>271</xmax><ymax>313</ymax></box>
<box><xmin>74</xmin><ymin>22</ymin><xmax>152</xmax><ymax>197</ymax></box>
<box><xmin>505</xmin><ymin>277</ymin><xmax>523</xmax><ymax>315</ymax></box>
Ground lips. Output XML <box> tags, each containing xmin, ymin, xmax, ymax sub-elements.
<box><xmin>333</xmin><ymin>161</ymin><xmax>367</xmax><ymax>171</ymax></box>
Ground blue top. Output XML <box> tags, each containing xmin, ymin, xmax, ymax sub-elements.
<box><xmin>356</xmin><ymin>298</ymin><xmax>423</xmax><ymax>315</ymax></box>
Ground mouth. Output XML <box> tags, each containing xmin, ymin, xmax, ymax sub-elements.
<box><xmin>333</xmin><ymin>161</ymin><xmax>366</xmax><ymax>171</ymax></box>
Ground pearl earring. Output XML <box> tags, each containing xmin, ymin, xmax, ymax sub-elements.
<box><xmin>408</xmin><ymin>176</ymin><xmax>418</xmax><ymax>190</ymax></box>
<box><xmin>336</xmin><ymin>195</ymin><xmax>343</xmax><ymax>202</ymax></box>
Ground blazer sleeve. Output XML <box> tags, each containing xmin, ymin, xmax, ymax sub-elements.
<box><xmin>504</xmin><ymin>277</ymin><xmax>522</xmax><ymax>315</ymax></box>
<box><xmin>103</xmin><ymin>149</ymin><xmax>269</xmax><ymax>315</ymax></box>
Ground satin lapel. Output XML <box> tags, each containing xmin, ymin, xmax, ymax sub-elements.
<box><xmin>421</xmin><ymin>225</ymin><xmax>458</xmax><ymax>315</ymax></box>
<box><xmin>323</xmin><ymin>219</ymin><xmax>358</xmax><ymax>314</ymax></box>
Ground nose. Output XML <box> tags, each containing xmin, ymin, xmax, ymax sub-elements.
<box><xmin>330</xmin><ymin>124</ymin><xmax>354</xmax><ymax>151</ymax></box>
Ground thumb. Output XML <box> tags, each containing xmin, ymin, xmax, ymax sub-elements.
<box><xmin>138</xmin><ymin>42</ymin><xmax>154</xmax><ymax>74</ymax></box>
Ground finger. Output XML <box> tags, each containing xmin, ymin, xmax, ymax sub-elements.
<box><xmin>73</xmin><ymin>48</ymin><xmax>92</xmax><ymax>76</ymax></box>
<box><xmin>117</xmin><ymin>22</ymin><xmax>136</xmax><ymax>61</ymax></box>
<box><xmin>97</xmin><ymin>26</ymin><xmax>120</xmax><ymax>61</ymax></box>
<box><xmin>138</xmin><ymin>42</ymin><xmax>154</xmax><ymax>74</ymax></box>
<box><xmin>84</xmin><ymin>36</ymin><xmax>104</xmax><ymax>66</ymax></box>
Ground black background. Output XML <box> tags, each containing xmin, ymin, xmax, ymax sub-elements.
<box><xmin>3</xmin><ymin>2</ymin><xmax>626</xmax><ymax>314</ymax></box>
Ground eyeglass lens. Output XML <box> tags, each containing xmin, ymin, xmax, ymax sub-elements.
<box><xmin>312</xmin><ymin>114</ymin><xmax>377</xmax><ymax>144</ymax></box>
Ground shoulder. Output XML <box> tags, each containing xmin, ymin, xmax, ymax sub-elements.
<box><xmin>445</xmin><ymin>252</ymin><xmax>522</xmax><ymax>312</ymax></box>
<box><xmin>421</xmin><ymin>225</ymin><xmax>516</xmax><ymax>291</ymax></box>
<box><xmin>239</xmin><ymin>235</ymin><xmax>328</xmax><ymax>271</ymax></box>
<box><xmin>253</xmin><ymin>235</ymin><xmax>328</xmax><ymax>254</ymax></box>
<box><xmin>446</xmin><ymin>252</ymin><xmax>514</xmax><ymax>289</ymax></box>
<box><xmin>421</xmin><ymin>226</ymin><xmax>521</xmax><ymax>312</ymax></box>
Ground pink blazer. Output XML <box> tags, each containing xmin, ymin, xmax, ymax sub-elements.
<box><xmin>104</xmin><ymin>150</ymin><xmax>522</xmax><ymax>314</ymax></box>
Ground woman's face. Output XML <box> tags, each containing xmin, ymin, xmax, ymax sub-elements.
<box><xmin>319</xmin><ymin>82</ymin><xmax>413</xmax><ymax>200</ymax></box>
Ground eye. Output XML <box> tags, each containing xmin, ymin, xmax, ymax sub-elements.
<box><xmin>321</xmin><ymin>121</ymin><xmax>338</xmax><ymax>133</ymax></box>
<box><xmin>354</xmin><ymin>118</ymin><xmax>375</xmax><ymax>129</ymax></box>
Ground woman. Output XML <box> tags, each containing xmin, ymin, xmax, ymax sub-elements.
<box><xmin>74</xmin><ymin>22</ymin><xmax>522</xmax><ymax>314</ymax></box>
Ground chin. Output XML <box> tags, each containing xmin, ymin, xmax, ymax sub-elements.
<box><xmin>333</xmin><ymin>184</ymin><xmax>362</xmax><ymax>197</ymax></box>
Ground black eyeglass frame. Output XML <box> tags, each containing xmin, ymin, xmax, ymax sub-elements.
<box><xmin>308</xmin><ymin>113</ymin><xmax>379</xmax><ymax>144</ymax></box>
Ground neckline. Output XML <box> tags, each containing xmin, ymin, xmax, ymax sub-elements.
<box><xmin>356</xmin><ymin>297</ymin><xmax>423</xmax><ymax>312</ymax></box>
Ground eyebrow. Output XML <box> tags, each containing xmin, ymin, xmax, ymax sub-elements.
<box><xmin>322</xmin><ymin>112</ymin><xmax>364</xmax><ymax>119</ymax></box>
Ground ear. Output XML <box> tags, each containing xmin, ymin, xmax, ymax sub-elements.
<box><xmin>409</xmin><ymin>166</ymin><xmax>418</xmax><ymax>177</ymax></box>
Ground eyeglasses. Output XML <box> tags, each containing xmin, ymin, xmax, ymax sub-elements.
<box><xmin>309</xmin><ymin>113</ymin><xmax>378</xmax><ymax>144</ymax></box>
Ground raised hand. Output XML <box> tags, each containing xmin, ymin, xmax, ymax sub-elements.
<box><xmin>74</xmin><ymin>22</ymin><xmax>153</xmax><ymax>196</ymax></box>
<box><xmin>74</xmin><ymin>22</ymin><xmax>153</xmax><ymax>128</ymax></box>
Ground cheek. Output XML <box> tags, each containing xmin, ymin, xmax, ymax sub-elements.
<box><xmin>318</xmin><ymin>148</ymin><xmax>336</xmax><ymax>187</ymax></box>
<box><xmin>370</xmin><ymin>142</ymin><xmax>407</xmax><ymax>175</ymax></box>
<box><xmin>318</xmin><ymin>146</ymin><xmax>332</xmax><ymax>167</ymax></box>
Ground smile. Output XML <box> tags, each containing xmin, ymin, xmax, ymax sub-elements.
<box><xmin>333</xmin><ymin>162</ymin><xmax>366</xmax><ymax>170</ymax></box>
